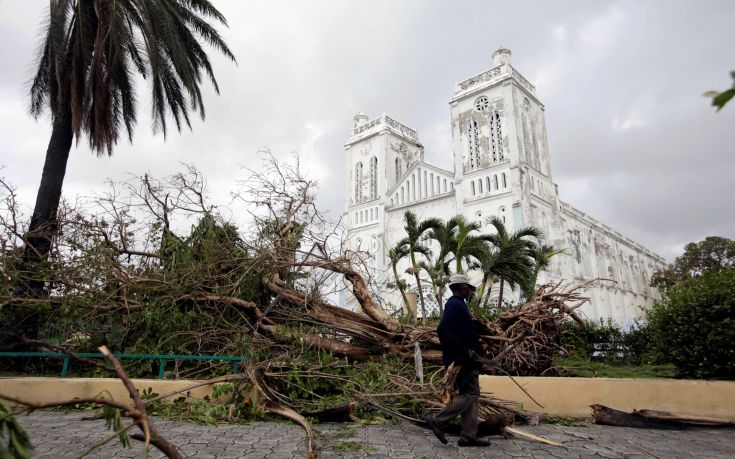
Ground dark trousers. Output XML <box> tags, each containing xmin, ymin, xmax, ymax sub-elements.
<box><xmin>431</xmin><ymin>367</ymin><xmax>480</xmax><ymax>439</ymax></box>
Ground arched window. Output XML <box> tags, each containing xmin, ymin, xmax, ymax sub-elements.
<box><xmin>478</xmin><ymin>179</ymin><xmax>483</xmax><ymax>194</ymax></box>
<box><xmin>490</xmin><ymin>112</ymin><xmax>503</xmax><ymax>163</ymax></box>
<box><xmin>370</xmin><ymin>208</ymin><xmax>374</xmax><ymax>220</ymax></box>
<box><xmin>354</xmin><ymin>162</ymin><xmax>363</xmax><ymax>203</ymax></box>
<box><xmin>395</xmin><ymin>157</ymin><xmax>402</xmax><ymax>182</ymax></box>
<box><xmin>475</xmin><ymin>211</ymin><xmax>483</xmax><ymax>227</ymax></box>
<box><xmin>424</xmin><ymin>170</ymin><xmax>428</xmax><ymax>197</ymax></box>
<box><xmin>471</xmin><ymin>181</ymin><xmax>476</xmax><ymax>196</ymax></box>
<box><xmin>437</xmin><ymin>176</ymin><xmax>441</xmax><ymax>193</ymax></box>
<box><xmin>443</xmin><ymin>179</ymin><xmax>447</xmax><ymax>192</ymax></box>
<box><xmin>395</xmin><ymin>193</ymin><xmax>398</xmax><ymax>204</ymax></box>
<box><xmin>467</xmin><ymin>119</ymin><xmax>480</xmax><ymax>170</ymax></box>
<box><xmin>369</xmin><ymin>156</ymin><xmax>378</xmax><ymax>199</ymax></box>
<box><xmin>411</xmin><ymin>175</ymin><xmax>416</xmax><ymax>200</ymax></box>
<box><xmin>450</xmin><ymin>182</ymin><xmax>454</xmax><ymax>191</ymax></box>
<box><xmin>401</xmin><ymin>187</ymin><xmax>405</xmax><ymax>204</ymax></box>
<box><xmin>494</xmin><ymin>174</ymin><xmax>499</xmax><ymax>190</ymax></box>
<box><xmin>486</xmin><ymin>176</ymin><xmax>491</xmax><ymax>193</ymax></box>
<box><xmin>499</xmin><ymin>206</ymin><xmax>507</xmax><ymax>224</ymax></box>
<box><xmin>430</xmin><ymin>173</ymin><xmax>434</xmax><ymax>195</ymax></box>
<box><xmin>502</xmin><ymin>172</ymin><xmax>507</xmax><ymax>188</ymax></box>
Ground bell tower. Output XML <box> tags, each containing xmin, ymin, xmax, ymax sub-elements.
<box><xmin>344</xmin><ymin>112</ymin><xmax>423</xmax><ymax>212</ymax></box>
<box><xmin>448</xmin><ymin>48</ymin><xmax>558</xmax><ymax>237</ymax></box>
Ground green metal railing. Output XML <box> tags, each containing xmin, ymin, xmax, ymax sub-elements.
<box><xmin>0</xmin><ymin>352</ymin><xmax>248</xmax><ymax>379</ymax></box>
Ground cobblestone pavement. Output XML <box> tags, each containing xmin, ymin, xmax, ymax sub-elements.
<box><xmin>14</xmin><ymin>411</ymin><xmax>735</xmax><ymax>458</ymax></box>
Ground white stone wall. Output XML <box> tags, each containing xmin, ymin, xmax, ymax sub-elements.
<box><xmin>539</xmin><ymin>202</ymin><xmax>665</xmax><ymax>325</ymax></box>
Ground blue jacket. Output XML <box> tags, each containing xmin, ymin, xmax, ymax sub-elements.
<box><xmin>437</xmin><ymin>295</ymin><xmax>483</xmax><ymax>367</ymax></box>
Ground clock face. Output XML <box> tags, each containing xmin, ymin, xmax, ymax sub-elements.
<box><xmin>475</xmin><ymin>96</ymin><xmax>490</xmax><ymax>112</ymax></box>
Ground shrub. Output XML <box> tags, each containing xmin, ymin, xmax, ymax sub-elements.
<box><xmin>646</xmin><ymin>269</ymin><xmax>735</xmax><ymax>379</ymax></box>
<box><xmin>559</xmin><ymin>319</ymin><xmax>658</xmax><ymax>365</ymax></box>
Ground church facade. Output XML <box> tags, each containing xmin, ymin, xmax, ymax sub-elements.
<box><xmin>343</xmin><ymin>49</ymin><xmax>665</xmax><ymax>325</ymax></box>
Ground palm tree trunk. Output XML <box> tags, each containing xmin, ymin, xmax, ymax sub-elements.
<box><xmin>473</xmin><ymin>274</ymin><xmax>489</xmax><ymax>308</ymax></box>
<box><xmin>525</xmin><ymin>267</ymin><xmax>541</xmax><ymax>299</ymax></box>
<box><xmin>481</xmin><ymin>276</ymin><xmax>495</xmax><ymax>309</ymax></box>
<box><xmin>17</xmin><ymin>106</ymin><xmax>73</xmax><ymax>297</ymax></box>
<box><xmin>408</xmin><ymin>252</ymin><xmax>427</xmax><ymax>319</ymax></box>
<box><xmin>497</xmin><ymin>279</ymin><xmax>505</xmax><ymax>307</ymax></box>
<box><xmin>392</xmin><ymin>264</ymin><xmax>410</xmax><ymax>311</ymax></box>
<box><xmin>414</xmin><ymin>271</ymin><xmax>426</xmax><ymax>319</ymax></box>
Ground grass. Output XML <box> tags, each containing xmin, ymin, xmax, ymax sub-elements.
<box><xmin>556</xmin><ymin>357</ymin><xmax>677</xmax><ymax>378</ymax></box>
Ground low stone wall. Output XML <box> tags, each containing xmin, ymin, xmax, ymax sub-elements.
<box><xmin>480</xmin><ymin>376</ymin><xmax>735</xmax><ymax>418</ymax></box>
<box><xmin>0</xmin><ymin>377</ymin><xmax>230</xmax><ymax>407</ymax></box>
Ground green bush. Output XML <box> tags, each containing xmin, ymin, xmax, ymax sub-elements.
<box><xmin>559</xmin><ymin>319</ymin><xmax>658</xmax><ymax>365</ymax></box>
<box><xmin>646</xmin><ymin>269</ymin><xmax>735</xmax><ymax>379</ymax></box>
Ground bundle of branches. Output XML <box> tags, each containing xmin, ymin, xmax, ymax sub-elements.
<box><xmin>481</xmin><ymin>281</ymin><xmax>589</xmax><ymax>376</ymax></box>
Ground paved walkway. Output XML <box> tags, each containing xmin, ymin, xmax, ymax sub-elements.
<box><xmin>14</xmin><ymin>411</ymin><xmax>735</xmax><ymax>458</ymax></box>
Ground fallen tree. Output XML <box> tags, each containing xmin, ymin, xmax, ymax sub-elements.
<box><xmin>1</xmin><ymin>155</ymin><xmax>588</xmax><ymax>457</ymax></box>
<box><xmin>591</xmin><ymin>404</ymin><xmax>735</xmax><ymax>429</ymax></box>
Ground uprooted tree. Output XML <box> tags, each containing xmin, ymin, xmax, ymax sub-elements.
<box><xmin>1</xmin><ymin>154</ymin><xmax>584</xmax><ymax>458</ymax></box>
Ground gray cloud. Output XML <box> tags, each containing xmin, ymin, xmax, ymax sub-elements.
<box><xmin>1</xmin><ymin>0</ymin><xmax>734</xmax><ymax>261</ymax></box>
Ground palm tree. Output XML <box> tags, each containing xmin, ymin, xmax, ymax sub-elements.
<box><xmin>421</xmin><ymin>219</ymin><xmax>456</xmax><ymax>314</ymax></box>
<box><xmin>476</xmin><ymin>238</ymin><xmax>536</xmax><ymax>310</ymax></box>
<box><xmin>446</xmin><ymin>215</ymin><xmax>489</xmax><ymax>274</ymax></box>
<box><xmin>485</xmin><ymin>216</ymin><xmax>541</xmax><ymax>307</ymax></box>
<box><xmin>388</xmin><ymin>245</ymin><xmax>410</xmax><ymax>314</ymax></box>
<box><xmin>20</xmin><ymin>0</ymin><xmax>235</xmax><ymax>294</ymax></box>
<box><xmin>523</xmin><ymin>244</ymin><xmax>566</xmax><ymax>299</ymax></box>
<box><xmin>396</xmin><ymin>211</ymin><xmax>440</xmax><ymax>319</ymax></box>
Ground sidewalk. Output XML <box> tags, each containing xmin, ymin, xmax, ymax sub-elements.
<box><xmin>16</xmin><ymin>411</ymin><xmax>735</xmax><ymax>458</ymax></box>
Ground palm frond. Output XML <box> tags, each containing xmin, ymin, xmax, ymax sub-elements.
<box><xmin>29</xmin><ymin>0</ymin><xmax>235</xmax><ymax>155</ymax></box>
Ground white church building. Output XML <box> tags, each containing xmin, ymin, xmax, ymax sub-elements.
<box><xmin>343</xmin><ymin>48</ymin><xmax>665</xmax><ymax>325</ymax></box>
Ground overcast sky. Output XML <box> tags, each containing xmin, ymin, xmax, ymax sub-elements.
<box><xmin>1</xmin><ymin>0</ymin><xmax>734</xmax><ymax>261</ymax></box>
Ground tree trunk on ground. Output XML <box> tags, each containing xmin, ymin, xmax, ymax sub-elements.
<box><xmin>590</xmin><ymin>404</ymin><xmax>684</xmax><ymax>429</ymax></box>
<box><xmin>301</xmin><ymin>403</ymin><xmax>356</xmax><ymax>423</ymax></box>
<box><xmin>17</xmin><ymin>106</ymin><xmax>73</xmax><ymax>299</ymax></box>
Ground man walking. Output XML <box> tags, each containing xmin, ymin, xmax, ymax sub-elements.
<box><xmin>424</xmin><ymin>273</ymin><xmax>490</xmax><ymax>447</ymax></box>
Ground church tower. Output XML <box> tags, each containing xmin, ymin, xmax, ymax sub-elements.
<box><xmin>343</xmin><ymin>113</ymin><xmax>424</xmax><ymax>298</ymax></box>
<box><xmin>345</xmin><ymin>112</ymin><xmax>424</xmax><ymax>211</ymax></box>
<box><xmin>448</xmin><ymin>48</ymin><xmax>557</xmax><ymax>235</ymax></box>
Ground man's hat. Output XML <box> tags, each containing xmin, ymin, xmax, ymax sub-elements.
<box><xmin>448</xmin><ymin>273</ymin><xmax>476</xmax><ymax>290</ymax></box>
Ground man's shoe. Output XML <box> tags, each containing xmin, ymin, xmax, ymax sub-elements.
<box><xmin>458</xmin><ymin>437</ymin><xmax>491</xmax><ymax>447</ymax></box>
<box><xmin>423</xmin><ymin>416</ymin><xmax>448</xmax><ymax>444</ymax></box>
